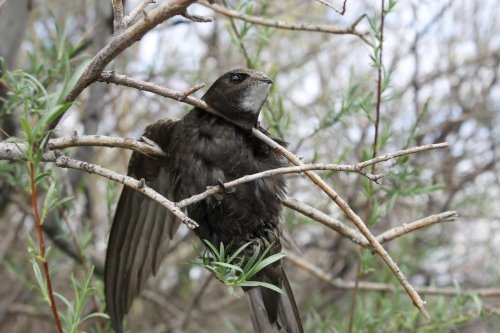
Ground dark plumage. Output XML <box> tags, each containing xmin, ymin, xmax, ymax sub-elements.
<box><xmin>105</xmin><ymin>68</ymin><xmax>303</xmax><ymax>332</ymax></box>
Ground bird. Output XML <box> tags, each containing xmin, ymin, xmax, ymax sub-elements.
<box><xmin>104</xmin><ymin>68</ymin><xmax>303</xmax><ymax>333</ymax></box>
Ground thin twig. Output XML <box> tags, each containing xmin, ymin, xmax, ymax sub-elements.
<box><xmin>203</xmin><ymin>2</ymin><xmax>373</xmax><ymax>46</ymax></box>
<box><xmin>28</xmin><ymin>162</ymin><xmax>63</xmax><ymax>333</ymax></box>
<box><xmin>175</xmin><ymin>274</ymin><xmax>213</xmax><ymax>332</ymax></box>
<box><xmin>370</xmin><ymin>0</ymin><xmax>385</xmax><ymax>172</ymax></box>
<box><xmin>124</xmin><ymin>0</ymin><xmax>156</xmax><ymax>27</ymax></box>
<box><xmin>112</xmin><ymin>0</ymin><xmax>125</xmax><ymax>34</ymax></box>
<box><xmin>176</xmin><ymin>164</ymin><xmax>381</xmax><ymax>208</ymax></box>
<box><xmin>348</xmin><ymin>254</ymin><xmax>361</xmax><ymax>333</ymax></box>
<box><xmin>286</xmin><ymin>253</ymin><xmax>500</xmax><ymax>297</ymax></box>
<box><xmin>99</xmin><ymin>71</ymin><xmax>206</xmax><ymax>104</ymax></box>
<box><xmin>357</xmin><ymin>143</ymin><xmax>449</xmax><ymax>168</ymax></box>
<box><xmin>314</xmin><ymin>0</ymin><xmax>347</xmax><ymax>15</ymax></box>
<box><xmin>355</xmin><ymin>1</ymin><xmax>386</xmax><ymax>325</ymax></box>
<box><xmin>1</xmin><ymin>139</ymin><xmax>454</xmax><ymax>246</ymax></box>
<box><xmin>53</xmin><ymin>152</ymin><xmax>198</xmax><ymax>229</ymax></box>
<box><xmin>221</xmin><ymin>0</ymin><xmax>253</xmax><ymax>68</ymax></box>
<box><xmin>374</xmin><ymin>211</ymin><xmax>458</xmax><ymax>244</ymax></box>
<box><xmin>284</xmin><ymin>197</ymin><xmax>457</xmax><ymax>247</ymax></box>
<box><xmin>181</xmin><ymin>10</ymin><xmax>213</xmax><ymax>23</ymax></box>
<box><xmin>176</xmin><ymin>83</ymin><xmax>206</xmax><ymax>101</ymax></box>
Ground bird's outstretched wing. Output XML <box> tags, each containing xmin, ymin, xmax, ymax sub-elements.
<box><xmin>105</xmin><ymin>119</ymin><xmax>180</xmax><ymax>333</ymax></box>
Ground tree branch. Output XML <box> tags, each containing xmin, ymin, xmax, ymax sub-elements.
<box><xmin>286</xmin><ymin>253</ymin><xmax>500</xmax><ymax>297</ymax></box>
<box><xmin>252</xmin><ymin>128</ymin><xmax>431</xmax><ymax>319</ymax></box>
<box><xmin>48</xmin><ymin>134</ymin><xmax>166</xmax><ymax>157</ymax></box>
<box><xmin>203</xmin><ymin>2</ymin><xmax>372</xmax><ymax>46</ymax></box>
<box><xmin>283</xmin><ymin>197</ymin><xmax>457</xmax><ymax>247</ymax></box>
<box><xmin>124</xmin><ymin>0</ymin><xmax>157</xmax><ymax>27</ymax></box>
<box><xmin>176</xmin><ymin>165</ymin><xmax>381</xmax><ymax>209</ymax></box>
<box><xmin>314</xmin><ymin>0</ymin><xmax>347</xmax><ymax>15</ymax></box>
<box><xmin>45</xmin><ymin>0</ymin><xmax>198</xmax><ymax>134</ymax></box>
<box><xmin>53</xmin><ymin>152</ymin><xmax>198</xmax><ymax>229</ymax></box>
<box><xmin>112</xmin><ymin>0</ymin><xmax>125</xmax><ymax>34</ymax></box>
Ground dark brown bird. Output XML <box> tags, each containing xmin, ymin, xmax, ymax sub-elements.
<box><xmin>105</xmin><ymin>68</ymin><xmax>303</xmax><ymax>333</ymax></box>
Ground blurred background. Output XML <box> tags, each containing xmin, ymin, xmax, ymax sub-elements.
<box><xmin>0</xmin><ymin>0</ymin><xmax>499</xmax><ymax>332</ymax></box>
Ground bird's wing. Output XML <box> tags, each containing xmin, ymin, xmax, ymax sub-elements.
<box><xmin>105</xmin><ymin>119</ymin><xmax>180</xmax><ymax>333</ymax></box>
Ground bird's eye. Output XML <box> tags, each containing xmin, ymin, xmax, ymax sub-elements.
<box><xmin>229</xmin><ymin>74</ymin><xmax>245</xmax><ymax>83</ymax></box>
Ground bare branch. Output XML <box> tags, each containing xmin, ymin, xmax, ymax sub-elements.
<box><xmin>286</xmin><ymin>253</ymin><xmax>500</xmax><ymax>297</ymax></box>
<box><xmin>176</xmin><ymin>83</ymin><xmax>206</xmax><ymax>101</ymax></box>
<box><xmin>314</xmin><ymin>0</ymin><xmax>347</xmax><ymax>15</ymax></box>
<box><xmin>203</xmin><ymin>2</ymin><xmax>372</xmax><ymax>46</ymax></box>
<box><xmin>357</xmin><ymin>142</ymin><xmax>449</xmax><ymax>168</ymax></box>
<box><xmin>48</xmin><ymin>134</ymin><xmax>166</xmax><ymax>157</ymax></box>
<box><xmin>45</xmin><ymin>0</ymin><xmax>198</xmax><ymax>133</ymax></box>
<box><xmin>112</xmin><ymin>0</ymin><xmax>125</xmax><ymax>34</ymax></box>
<box><xmin>0</xmin><ymin>136</ymin><xmax>165</xmax><ymax>161</ymax></box>
<box><xmin>375</xmin><ymin>211</ymin><xmax>458</xmax><ymax>244</ymax></box>
<box><xmin>177</xmin><ymin>165</ymin><xmax>381</xmax><ymax>209</ymax></box>
<box><xmin>124</xmin><ymin>0</ymin><xmax>156</xmax><ymax>27</ymax></box>
<box><xmin>99</xmin><ymin>71</ymin><xmax>206</xmax><ymax>105</ymax></box>
<box><xmin>53</xmin><ymin>152</ymin><xmax>198</xmax><ymax>229</ymax></box>
<box><xmin>0</xmin><ymin>142</ymin><xmax>56</xmax><ymax>161</ymax></box>
<box><xmin>181</xmin><ymin>10</ymin><xmax>213</xmax><ymax>23</ymax></box>
<box><xmin>284</xmin><ymin>197</ymin><xmax>457</xmax><ymax>247</ymax></box>
<box><xmin>284</xmin><ymin>197</ymin><xmax>366</xmax><ymax>245</ymax></box>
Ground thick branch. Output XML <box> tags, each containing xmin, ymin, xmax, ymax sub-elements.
<box><xmin>45</xmin><ymin>0</ymin><xmax>198</xmax><ymax>133</ymax></box>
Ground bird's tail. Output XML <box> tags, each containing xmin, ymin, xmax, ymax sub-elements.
<box><xmin>245</xmin><ymin>267</ymin><xmax>303</xmax><ymax>333</ymax></box>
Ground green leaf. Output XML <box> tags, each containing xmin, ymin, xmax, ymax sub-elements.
<box><xmin>245</xmin><ymin>252</ymin><xmax>286</xmax><ymax>279</ymax></box>
<box><xmin>56</xmin><ymin>58</ymin><xmax>91</xmax><ymax>105</ymax></box>
<box><xmin>227</xmin><ymin>241</ymin><xmax>252</xmax><ymax>263</ymax></box>
<box><xmin>41</xmin><ymin>180</ymin><xmax>57</xmax><ymax>224</ymax></box>
<box><xmin>203</xmin><ymin>239</ymin><xmax>220</xmax><ymax>258</ymax></box>
<box><xmin>213</xmin><ymin>262</ymin><xmax>244</xmax><ymax>273</ymax></box>
<box><xmin>31</xmin><ymin>102</ymin><xmax>72</xmax><ymax>140</ymax></box>
<box><xmin>239</xmin><ymin>281</ymin><xmax>284</xmax><ymax>294</ymax></box>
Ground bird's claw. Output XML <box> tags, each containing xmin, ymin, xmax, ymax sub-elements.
<box><xmin>217</xmin><ymin>178</ymin><xmax>235</xmax><ymax>194</ymax></box>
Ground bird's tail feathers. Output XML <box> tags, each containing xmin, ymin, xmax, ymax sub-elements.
<box><xmin>245</xmin><ymin>268</ymin><xmax>303</xmax><ymax>333</ymax></box>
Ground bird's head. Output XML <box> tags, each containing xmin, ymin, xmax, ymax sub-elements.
<box><xmin>201</xmin><ymin>68</ymin><xmax>273</xmax><ymax>129</ymax></box>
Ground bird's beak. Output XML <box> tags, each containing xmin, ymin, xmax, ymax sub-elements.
<box><xmin>260</xmin><ymin>76</ymin><xmax>273</xmax><ymax>84</ymax></box>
